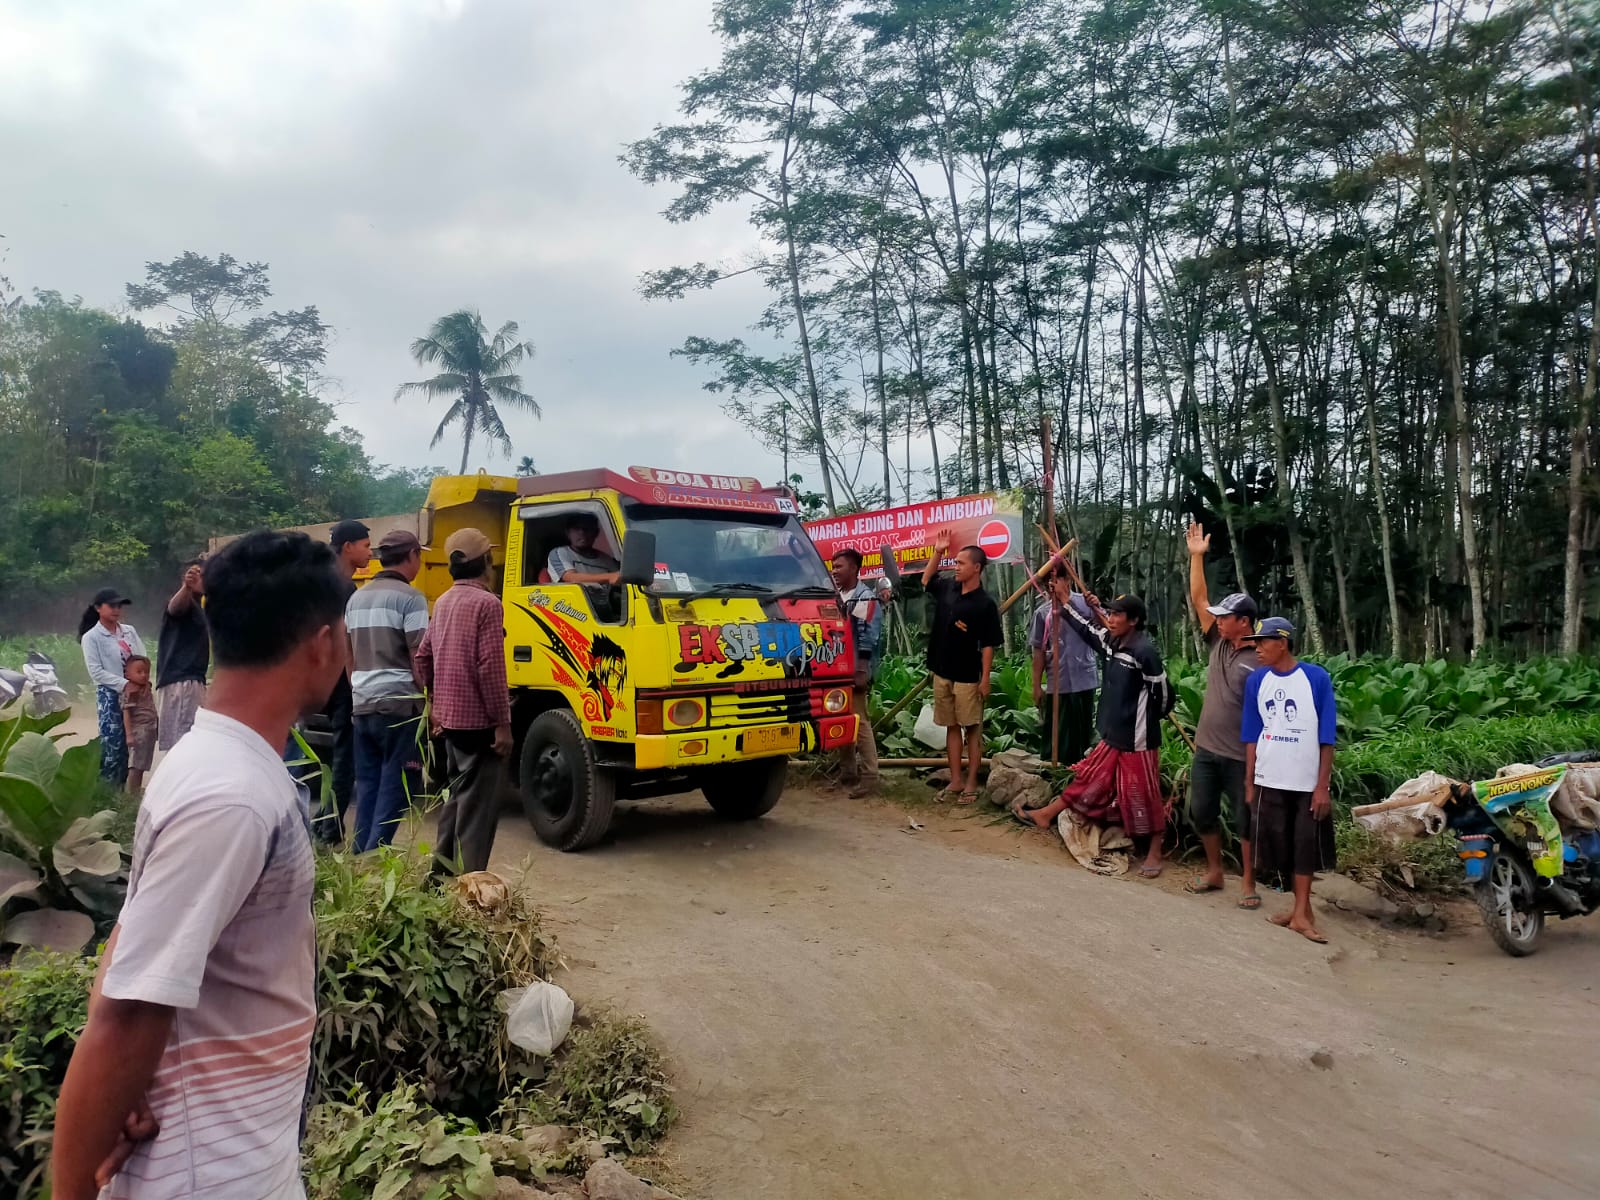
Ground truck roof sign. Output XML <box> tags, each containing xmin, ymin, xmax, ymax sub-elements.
<box><xmin>517</xmin><ymin>467</ymin><xmax>796</xmax><ymax>515</ymax></box>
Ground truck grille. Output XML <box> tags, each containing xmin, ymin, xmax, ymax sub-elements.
<box><xmin>707</xmin><ymin>688</ymin><xmax>812</xmax><ymax>729</ymax></box>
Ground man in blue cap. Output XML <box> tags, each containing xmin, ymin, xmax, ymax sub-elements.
<box><xmin>1241</xmin><ymin>617</ymin><xmax>1338</xmax><ymax>944</ymax></box>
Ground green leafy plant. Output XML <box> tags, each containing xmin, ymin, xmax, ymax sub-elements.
<box><xmin>304</xmin><ymin>1083</ymin><xmax>500</xmax><ymax>1200</ymax></box>
<box><xmin>311</xmin><ymin>849</ymin><xmax>560</xmax><ymax>1117</ymax></box>
<box><xmin>0</xmin><ymin>706</ymin><xmax>126</xmax><ymax>952</ymax></box>
<box><xmin>511</xmin><ymin>1011</ymin><xmax>676</xmax><ymax>1153</ymax></box>
<box><xmin>0</xmin><ymin>951</ymin><xmax>98</xmax><ymax>1196</ymax></box>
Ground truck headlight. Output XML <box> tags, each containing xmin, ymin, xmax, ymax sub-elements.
<box><xmin>668</xmin><ymin>698</ymin><xmax>705</xmax><ymax>727</ymax></box>
<box><xmin>823</xmin><ymin>688</ymin><xmax>849</xmax><ymax>714</ymax></box>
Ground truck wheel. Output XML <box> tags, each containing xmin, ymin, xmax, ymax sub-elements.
<box><xmin>519</xmin><ymin>710</ymin><xmax>615</xmax><ymax>851</ymax></box>
<box><xmin>701</xmin><ymin>757</ymin><xmax>787</xmax><ymax>821</ymax></box>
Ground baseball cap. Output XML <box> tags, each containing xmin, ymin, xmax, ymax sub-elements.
<box><xmin>1243</xmin><ymin>616</ymin><xmax>1295</xmax><ymax>641</ymax></box>
<box><xmin>1206</xmin><ymin>591</ymin><xmax>1258</xmax><ymax>619</ymax></box>
<box><xmin>330</xmin><ymin>519</ymin><xmax>371</xmax><ymax>550</ymax></box>
<box><xmin>1103</xmin><ymin>593</ymin><xmax>1147</xmax><ymax>623</ymax></box>
<box><xmin>91</xmin><ymin>587</ymin><xmax>132</xmax><ymax>607</ymax></box>
<box><xmin>445</xmin><ymin>527</ymin><xmax>493</xmax><ymax>563</ymax></box>
<box><xmin>376</xmin><ymin>529</ymin><xmax>423</xmax><ymax>556</ymax></box>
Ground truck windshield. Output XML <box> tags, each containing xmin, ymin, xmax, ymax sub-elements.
<box><xmin>622</xmin><ymin>503</ymin><xmax>835</xmax><ymax>597</ymax></box>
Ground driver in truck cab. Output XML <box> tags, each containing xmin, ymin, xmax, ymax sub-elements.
<box><xmin>548</xmin><ymin>513</ymin><xmax>621</xmax><ymax>586</ymax></box>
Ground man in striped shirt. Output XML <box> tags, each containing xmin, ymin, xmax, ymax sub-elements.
<box><xmin>53</xmin><ymin>530</ymin><xmax>348</xmax><ymax>1199</ymax></box>
<box><xmin>348</xmin><ymin>529</ymin><xmax>430</xmax><ymax>852</ymax></box>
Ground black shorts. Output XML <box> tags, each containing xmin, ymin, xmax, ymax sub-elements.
<box><xmin>1188</xmin><ymin>749</ymin><xmax>1248</xmax><ymax>837</ymax></box>
<box><xmin>1253</xmin><ymin>786</ymin><xmax>1336</xmax><ymax>878</ymax></box>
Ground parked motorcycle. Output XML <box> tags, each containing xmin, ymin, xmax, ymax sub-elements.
<box><xmin>0</xmin><ymin>650</ymin><xmax>71</xmax><ymax>719</ymax></box>
<box><xmin>1447</xmin><ymin>761</ymin><xmax>1600</xmax><ymax>956</ymax></box>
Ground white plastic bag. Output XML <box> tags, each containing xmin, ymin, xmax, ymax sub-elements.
<box><xmin>913</xmin><ymin>702</ymin><xmax>945</xmax><ymax>749</ymax></box>
<box><xmin>500</xmin><ymin>981</ymin><xmax>574</xmax><ymax>1056</ymax></box>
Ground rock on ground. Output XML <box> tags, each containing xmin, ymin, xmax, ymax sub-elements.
<box><xmin>1314</xmin><ymin>873</ymin><xmax>1401</xmax><ymax>919</ymax></box>
<box><xmin>583</xmin><ymin>1158</ymin><xmax>681</xmax><ymax>1200</ymax></box>
<box><xmin>986</xmin><ymin>763</ymin><xmax>1051</xmax><ymax>811</ymax></box>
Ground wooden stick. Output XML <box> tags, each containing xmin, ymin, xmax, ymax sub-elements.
<box><xmin>877</xmin><ymin>757</ymin><xmax>990</xmax><ymax>769</ymax></box>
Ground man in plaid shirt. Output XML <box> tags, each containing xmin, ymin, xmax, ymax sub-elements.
<box><xmin>415</xmin><ymin>527</ymin><xmax>512</xmax><ymax>874</ymax></box>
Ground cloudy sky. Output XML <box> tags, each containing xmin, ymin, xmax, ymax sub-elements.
<box><xmin>0</xmin><ymin>0</ymin><xmax>806</xmax><ymax>484</ymax></box>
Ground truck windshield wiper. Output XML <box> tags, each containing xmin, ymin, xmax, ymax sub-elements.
<box><xmin>772</xmin><ymin>585</ymin><xmax>838</xmax><ymax>600</ymax></box>
<box><xmin>679</xmin><ymin>582</ymin><xmax>775</xmax><ymax>603</ymax></box>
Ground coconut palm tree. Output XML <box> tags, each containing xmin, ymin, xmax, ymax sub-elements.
<box><xmin>395</xmin><ymin>310</ymin><xmax>539</xmax><ymax>474</ymax></box>
<box><xmin>516</xmin><ymin>454</ymin><xmax>537</xmax><ymax>476</ymax></box>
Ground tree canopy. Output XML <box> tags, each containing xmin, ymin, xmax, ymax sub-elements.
<box><xmin>627</xmin><ymin>0</ymin><xmax>1600</xmax><ymax>658</ymax></box>
<box><xmin>0</xmin><ymin>254</ymin><xmax>444</xmax><ymax>627</ymax></box>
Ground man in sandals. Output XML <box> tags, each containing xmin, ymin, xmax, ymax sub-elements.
<box><xmin>1241</xmin><ymin>617</ymin><xmax>1338</xmax><ymax>944</ymax></box>
<box><xmin>920</xmin><ymin>528</ymin><xmax>1002</xmax><ymax>803</ymax></box>
<box><xmin>1181</xmin><ymin>522</ymin><xmax>1262</xmax><ymax>909</ymax></box>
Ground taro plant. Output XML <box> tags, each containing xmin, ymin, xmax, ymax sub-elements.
<box><xmin>0</xmin><ymin>706</ymin><xmax>126</xmax><ymax>953</ymax></box>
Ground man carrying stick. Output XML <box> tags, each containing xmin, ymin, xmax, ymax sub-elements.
<box><xmin>921</xmin><ymin>528</ymin><xmax>1003</xmax><ymax>803</ymax></box>
<box><xmin>1015</xmin><ymin>592</ymin><xmax>1175</xmax><ymax>878</ymax></box>
<box><xmin>1182</xmin><ymin>522</ymin><xmax>1262</xmax><ymax>908</ymax></box>
<box><xmin>1029</xmin><ymin>564</ymin><xmax>1099</xmax><ymax>766</ymax></box>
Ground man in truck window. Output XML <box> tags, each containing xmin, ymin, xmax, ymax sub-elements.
<box><xmin>548</xmin><ymin>512</ymin><xmax>620</xmax><ymax>586</ymax></box>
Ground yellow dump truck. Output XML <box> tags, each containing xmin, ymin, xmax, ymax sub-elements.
<box><xmin>238</xmin><ymin>467</ymin><xmax>859</xmax><ymax>849</ymax></box>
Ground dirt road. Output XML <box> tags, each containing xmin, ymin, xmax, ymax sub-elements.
<box><xmin>482</xmin><ymin>785</ymin><xmax>1599</xmax><ymax>1200</ymax></box>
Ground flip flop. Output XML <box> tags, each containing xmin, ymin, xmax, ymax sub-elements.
<box><xmin>958</xmin><ymin>790</ymin><xmax>979</xmax><ymax>805</ymax></box>
<box><xmin>1237</xmin><ymin>893</ymin><xmax>1262</xmax><ymax>910</ymax></box>
<box><xmin>1138</xmin><ymin>863</ymin><xmax>1164</xmax><ymax>879</ymax></box>
<box><xmin>1184</xmin><ymin>877</ymin><xmax>1224</xmax><ymax>895</ymax></box>
<box><xmin>939</xmin><ymin>786</ymin><xmax>963</xmax><ymax>802</ymax></box>
<box><xmin>1009</xmin><ymin>804</ymin><xmax>1044</xmax><ymax>829</ymax></box>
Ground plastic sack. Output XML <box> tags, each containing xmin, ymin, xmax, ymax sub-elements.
<box><xmin>501</xmin><ymin>981</ymin><xmax>574</xmax><ymax>1056</ymax></box>
<box><xmin>913</xmin><ymin>702</ymin><xmax>944</xmax><ymax>750</ymax></box>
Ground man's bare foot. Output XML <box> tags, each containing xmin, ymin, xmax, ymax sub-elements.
<box><xmin>1268</xmin><ymin>912</ymin><xmax>1293</xmax><ymax>927</ymax></box>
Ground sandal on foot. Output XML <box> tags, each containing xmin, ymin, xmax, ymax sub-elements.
<box><xmin>1237</xmin><ymin>893</ymin><xmax>1262</xmax><ymax>910</ymax></box>
<box><xmin>958</xmin><ymin>789</ymin><xmax>979</xmax><ymax>804</ymax></box>
<box><xmin>1184</xmin><ymin>877</ymin><xmax>1224</xmax><ymax>895</ymax></box>
<box><xmin>1009</xmin><ymin>804</ymin><xmax>1043</xmax><ymax>829</ymax></box>
<box><xmin>1138</xmin><ymin>863</ymin><xmax>1164</xmax><ymax>879</ymax></box>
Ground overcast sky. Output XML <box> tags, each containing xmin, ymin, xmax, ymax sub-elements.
<box><xmin>0</xmin><ymin>0</ymin><xmax>809</xmax><ymax>486</ymax></box>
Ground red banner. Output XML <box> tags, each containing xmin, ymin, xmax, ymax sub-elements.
<box><xmin>804</xmin><ymin>493</ymin><xmax>1025</xmax><ymax>579</ymax></box>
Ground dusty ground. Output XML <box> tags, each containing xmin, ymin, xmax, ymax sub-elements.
<box><xmin>480</xmin><ymin>782</ymin><xmax>1599</xmax><ymax>1200</ymax></box>
<box><xmin>65</xmin><ymin>707</ymin><xmax>1598</xmax><ymax>1199</ymax></box>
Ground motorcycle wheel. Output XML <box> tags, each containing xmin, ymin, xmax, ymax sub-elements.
<box><xmin>1476</xmin><ymin>852</ymin><xmax>1544</xmax><ymax>957</ymax></box>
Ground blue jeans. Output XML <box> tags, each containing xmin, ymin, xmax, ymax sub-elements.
<box><xmin>353</xmin><ymin>712</ymin><xmax>422</xmax><ymax>852</ymax></box>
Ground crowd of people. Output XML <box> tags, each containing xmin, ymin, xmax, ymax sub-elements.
<box><xmin>76</xmin><ymin>520</ymin><xmax>514</xmax><ymax>879</ymax></box>
<box><xmin>886</xmin><ymin>522</ymin><xmax>1339</xmax><ymax>945</ymax></box>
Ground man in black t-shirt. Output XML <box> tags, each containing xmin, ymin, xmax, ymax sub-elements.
<box><xmin>156</xmin><ymin>559</ymin><xmax>210</xmax><ymax>750</ymax></box>
<box><xmin>919</xmin><ymin>528</ymin><xmax>1003</xmax><ymax>803</ymax></box>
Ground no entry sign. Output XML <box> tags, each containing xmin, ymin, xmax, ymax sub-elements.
<box><xmin>976</xmin><ymin>519</ymin><xmax>1012</xmax><ymax>560</ymax></box>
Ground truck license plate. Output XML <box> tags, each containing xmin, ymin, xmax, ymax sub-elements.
<box><xmin>744</xmin><ymin>724</ymin><xmax>800</xmax><ymax>754</ymax></box>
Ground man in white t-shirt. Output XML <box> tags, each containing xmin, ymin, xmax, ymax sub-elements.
<box><xmin>53</xmin><ymin>530</ymin><xmax>350</xmax><ymax>1200</ymax></box>
<box><xmin>1240</xmin><ymin>616</ymin><xmax>1338</xmax><ymax>945</ymax></box>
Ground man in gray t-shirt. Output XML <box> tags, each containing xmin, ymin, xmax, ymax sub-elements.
<box><xmin>1183</xmin><ymin>522</ymin><xmax>1261</xmax><ymax>908</ymax></box>
<box><xmin>547</xmin><ymin>512</ymin><xmax>620</xmax><ymax>586</ymax></box>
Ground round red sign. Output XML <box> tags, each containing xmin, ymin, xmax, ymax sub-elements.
<box><xmin>976</xmin><ymin>519</ymin><xmax>1012</xmax><ymax>559</ymax></box>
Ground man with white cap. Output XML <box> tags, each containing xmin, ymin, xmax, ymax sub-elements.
<box><xmin>1183</xmin><ymin>521</ymin><xmax>1262</xmax><ymax>908</ymax></box>
<box><xmin>415</xmin><ymin>527</ymin><xmax>512</xmax><ymax>874</ymax></box>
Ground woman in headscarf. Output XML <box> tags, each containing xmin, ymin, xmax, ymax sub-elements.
<box><xmin>78</xmin><ymin>587</ymin><xmax>146</xmax><ymax>785</ymax></box>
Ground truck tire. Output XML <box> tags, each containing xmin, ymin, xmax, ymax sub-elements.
<box><xmin>519</xmin><ymin>710</ymin><xmax>615</xmax><ymax>851</ymax></box>
<box><xmin>701</xmin><ymin>757</ymin><xmax>787</xmax><ymax>821</ymax></box>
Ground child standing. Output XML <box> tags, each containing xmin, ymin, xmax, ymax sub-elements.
<box><xmin>122</xmin><ymin>656</ymin><xmax>160</xmax><ymax>794</ymax></box>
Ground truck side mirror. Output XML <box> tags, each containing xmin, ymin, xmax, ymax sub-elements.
<box><xmin>619</xmin><ymin>530</ymin><xmax>657</xmax><ymax>588</ymax></box>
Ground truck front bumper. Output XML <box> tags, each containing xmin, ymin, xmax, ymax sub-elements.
<box><xmin>633</xmin><ymin>716</ymin><xmax>858</xmax><ymax>771</ymax></box>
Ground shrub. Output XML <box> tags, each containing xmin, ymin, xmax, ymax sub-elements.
<box><xmin>0</xmin><ymin>951</ymin><xmax>97</xmax><ymax>1196</ymax></box>
<box><xmin>312</xmin><ymin>849</ymin><xmax>560</xmax><ymax>1118</ymax></box>
<box><xmin>513</xmin><ymin>1012</ymin><xmax>676</xmax><ymax>1153</ymax></box>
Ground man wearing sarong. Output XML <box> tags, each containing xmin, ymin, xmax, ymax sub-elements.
<box><xmin>1016</xmin><ymin>593</ymin><xmax>1174</xmax><ymax>877</ymax></box>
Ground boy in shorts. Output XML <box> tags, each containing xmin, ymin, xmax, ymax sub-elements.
<box><xmin>121</xmin><ymin>656</ymin><xmax>160</xmax><ymax>795</ymax></box>
<box><xmin>919</xmin><ymin>527</ymin><xmax>1002</xmax><ymax>803</ymax></box>
<box><xmin>1240</xmin><ymin>617</ymin><xmax>1338</xmax><ymax>943</ymax></box>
